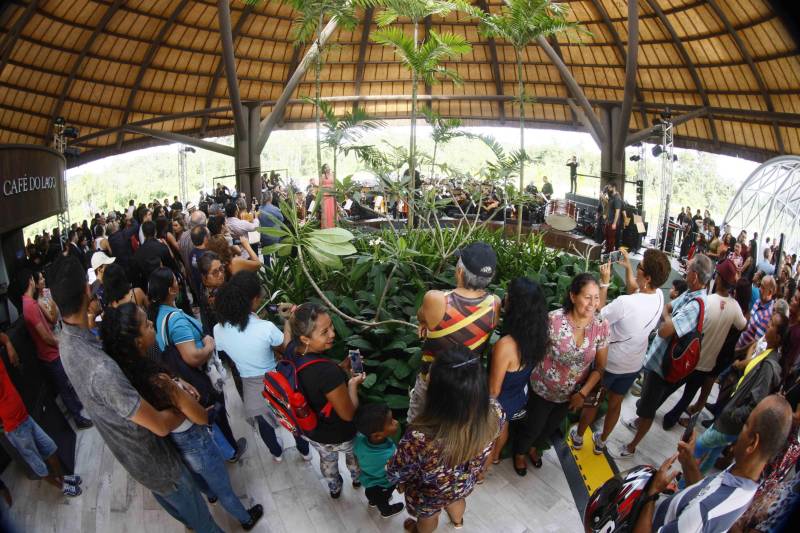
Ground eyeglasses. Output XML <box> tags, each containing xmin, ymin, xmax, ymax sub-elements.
<box><xmin>208</xmin><ymin>267</ymin><xmax>225</xmax><ymax>277</ymax></box>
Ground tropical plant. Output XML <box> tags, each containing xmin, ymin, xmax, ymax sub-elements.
<box><xmin>421</xmin><ymin>107</ymin><xmax>474</xmax><ymax>179</ymax></box>
<box><xmin>316</xmin><ymin>101</ymin><xmax>387</xmax><ymax>180</ymax></box>
<box><xmin>364</xmin><ymin>0</ymin><xmax>472</xmax><ymax>229</ymax></box>
<box><xmin>463</xmin><ymin>0</ymin><xmax>576</xmax><ymax>241</ymax></box>
<box><xmin>285</xmin><ymin>0</ymin><xmax>359</xmax><ymax>173</ymax></box>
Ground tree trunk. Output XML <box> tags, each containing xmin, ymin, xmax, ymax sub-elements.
<box><xmin>315</xmin><ymin>13</ymin><xmax>323</xmax><ymax>175</ymax></box>
<box><xmin>516</xmin><ymin>50</ymin><xmax>525</xmax><ymax>242</ymax></box>
<box><xmin>431</xmin><ymin>140</ymin><xmax>438</xmax><ymax>184</ymax></box>
<box><xmin>408</xmin><ymin>20</ymin><xmax>419</xmax><ymax>230</ymax></box>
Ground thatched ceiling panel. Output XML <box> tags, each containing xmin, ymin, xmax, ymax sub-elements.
<box><xmin>1</xmin><ymin>0</ymin><xmax>797</xmax><ymax>162</ymax></box>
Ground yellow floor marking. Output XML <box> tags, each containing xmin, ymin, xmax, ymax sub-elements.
<box><xmin>567</xmin><ymin>425</ymin><xmax>616</xmax><ymax>495</ymax></box>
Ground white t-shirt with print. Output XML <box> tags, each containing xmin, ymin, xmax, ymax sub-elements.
<box><xmin>600</xmin><ymin>290</ymin><xmax>664</xmax><ymax>374</ymax></box>
<box><xmin>696</xmin><ymin>293</ymin><xmax>747</xmax><ymax>372</ymax></box>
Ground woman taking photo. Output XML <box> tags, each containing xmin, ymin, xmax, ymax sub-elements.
<box><xmin>487</xmin><ymin>277</ymin><xmax>549</xmax><ymax>471</ymax></box>
<box><xmin>569</xmin><ymin>249</ymin><xmax>669</xmax><ymax>455</ymax></box>
<box><xmin>515</xmin><ymin>273</ymin><xmax>609</xmax><ymax>475</ymax></box>
<box><xmin>288</xmin><ymin>302</ymin><xmax>364</xmax><ymax>498</ymax></box>
<box><xmin>387</xmin><ymin>345</ymin><xmax>504</xmax><ymax>532</ymax></box>
<box><xmin>148</xmin><ymin>267</ymin><xmax>246</xmax><ymax>463</ymax></box>
<box><xmin>213</xmin><ymin>271</ymin><xmax>311</xmax><ymax>461</ymax></box>
<box><xmin>100</xmin><ymin>303</ymin><xmax>263</xmax><ymax>530</ymax></box>
<box><xmin>206</xmin><ymin>234</ymin><xmax>261</xmax><ymax>278</ymax></box>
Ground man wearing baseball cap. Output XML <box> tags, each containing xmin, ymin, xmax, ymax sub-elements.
<box><xmin>662</xmin><ymin>258</ymin><xmax>747</xmax><ymax>429</ymax></box>
<box><xmin>408</xmin><ymin>241</ymin><xmax>501</xmax><ymax>422</ymax></box>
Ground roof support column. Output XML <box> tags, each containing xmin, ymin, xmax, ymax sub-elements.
<box><xmin>599</xmin><ymin>105</ymin><xmax>626</xmax><ymax>195</ymax></box>
<box><xmin>234</xmin><ymin>102</ymin><xmax>263</xmax><ymax>204</ymax></box>
<box><xmin>217</xmin><ymin>0</ymin><xmax>246</xmax><ymax>141</ymax></box>
<box><xmin>613</xmin><ymin>0</ymin><xmax>639</xmax><ymax>166</ymax></box>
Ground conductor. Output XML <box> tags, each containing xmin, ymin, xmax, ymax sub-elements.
<box><xmin>566</xmin><ymin>155</ymin><xmax>579</xmax><ymax>194</ymax></box>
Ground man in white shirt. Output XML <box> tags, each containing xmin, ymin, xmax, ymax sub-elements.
<box><xmin>755</xmin><ymin>248</ymin><xmax>775</xmax><ymax>276</ymax></box>
<box><xmin>224</xmin><ymin>200</ymin><xmax>259</xmax><ymax>241</ymax></box>
<box><xmin>662</xmin><ymin>259</ymin><xmax>747</xmax><ymax>429</ymax></box>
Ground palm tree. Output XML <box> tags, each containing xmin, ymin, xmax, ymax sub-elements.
<box><xmin>365</xmin><ymin>0</ymin><xmax>471</xmax><ymax>228</ymax></box>
<box><xmin>317</xmin><ymin>101</ymin><xmax>387</xmax><ymax>181</ymax></box>
<box><xmin>463</xmin><ymin>0</ymin><xmax>575</xmax><ymax>240</ymax></box>
<box><xmin>285</xmin><ymin>1</ymin><xmax>359</xmax><ymax>173</ymax></box>
<box><xmin>421</xmin><ymin>107</ymin><xmax>474</xmax><ymax>180</ymax></box>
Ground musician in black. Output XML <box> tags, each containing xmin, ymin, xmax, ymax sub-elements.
<box><xmin>604</xmin><ymin>183</ymin><xmax>623</xmax><ymax>252</ymax></box>
<box><xmin>541</xmin><ymin>176</ymin><xmax>553</xmax><ymax>201</ymax></box>
<box><xmin>566</xmin><ymin>155</ymin><xmax>579</xmax><ymax>194</ymax></box>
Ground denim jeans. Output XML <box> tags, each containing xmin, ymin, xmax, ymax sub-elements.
<box><xmin>211</xmin><ymin>423</ymin><xmax>235</xmax><ymax>460</ymax></box>
<box><xmin>695</xmin><ymin>425</ymin><xmax>738</xmax><ymax>475</ymax></box>
<box><xmin>5</xmin><ymin>416</ymin><xmax>58</xmax><ymax>477</ymax></box>
<box><xmin>171</xmin><ymin>424</ymin><xmax>250</xmax><ymax>524</ymax></box>
<box><xmin>255</xmin><ymin>415</ymin><xmax>310</xmax><ymax>457</ymax></box>
<box><xmin>43</xmin><ymin>358</ymin><xmax>84</xmax><ymax>418</ymax></box>
<box><xmin>152</xmin><ymin>464</ymin><xmax>224</xmax><ymax>533</ymax></box>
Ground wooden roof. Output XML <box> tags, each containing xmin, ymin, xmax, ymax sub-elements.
<box><xmin>1</xmin><ymin>0</ymin><xmax>799</xmax><ymax>165</ymax></box>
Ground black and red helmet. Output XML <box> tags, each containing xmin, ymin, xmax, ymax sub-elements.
<box><xmin>584</xmin><ymin>465</ymin><xmax>657</xmax><ymax>533</ymax></box>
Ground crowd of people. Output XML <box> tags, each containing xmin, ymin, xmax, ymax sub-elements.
<box><xmin>0</xmin><ymin>189</ymin><xmax>799</xmax><ymax>533</ymax></box>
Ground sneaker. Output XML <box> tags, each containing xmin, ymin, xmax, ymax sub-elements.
<box><xmin>226</xmin><ymin>438</ymin><xmax>248</xmax><ymax>464</ymax></box>
<box><xmin>63</xmin><ymin>474</ymin><xmax>82</xmax><ymax>486</ymax></box>
<box><xmin>352</xmin><ymin>479</ymin><xmax>362</xmax><ymax>488</ymax></box>
<box><xmin>380</xmin><ymin>502</ymin><xmax>405</xmax><ymax>518</ymax></box>
<box><xmin>330</xmin><ymin>486</ymin><xmax>342</xmax><ymax>499</ymax></box>
<box><xmin>207</xmin><ymin>495</ymin><xmax>218</xmax><ymax>504</ymax></box>
<box><xmin>301</xmin><ymin>450</ymin><xmax>313</xmax><ymax>462</ymax></box>
<box><xmin>569</xmin><ymin>427</ymin><xmax>584</xmax><ymax>450</ymax></box>
<box><xmin>242</xmin><ymin>504</ymin><xmax>264</xmax><ymax>531</ymax></box>
<box><xmin>63</xmin><ymin>483</ymin><xmax>82</xmax><ymax>497</ymax></box>
<box><xmin>622</xmin><ymin>417</ymin><xmax>639</xmax><ymax>433</ymax></box>
<box><xmin>611</xmin><ymin>443</ymin><xmax>636</xmax><ymax>458</ymax></box>
<box><xmin>272</xmin><ymin>453</ymin><xmax>283</xmax><ymax>463</ymax></box>
<box><xmin>591</xmin><ymin>432</ymin><xmax>606</xmax><ymax>455</ymax></box>
<box><xmin>75</xmin><ymin>416</ymin><xmax>93</xmax><ymax>430</ymax></box>
<box><xmin>630</xmin><ymin>383</ymin><xmax>642</xmax><ymax>397</ymax></box>
<box><xmin>662</xmin><ymin>414</ymin><xmax>679</xmax><ymax>431</ymax></box>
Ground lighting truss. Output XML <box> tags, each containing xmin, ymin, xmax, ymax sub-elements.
<box><xmin>655</xmin><ymin>121</ymin><xmax>674</xmax><ymax>251</ymax></box>
<box><xmin>53</xmin><ymin>120</ymin><xmax>70</xmax><ymax>246</ymax></box>
<box><xmin>723</xmin><ymin>156</ymin><xmax>800</xmax><ymax>254</ymax></box>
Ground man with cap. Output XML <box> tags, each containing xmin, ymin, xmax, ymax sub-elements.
<box><xmin>408</xmin><ymin>242</ymin><xmax>501</xmax><ymax>422</ymax></box>
<box><xmin>661</xmin><ymin>259</ymin><xmax>747</xmax><ymax>429</ymax></box>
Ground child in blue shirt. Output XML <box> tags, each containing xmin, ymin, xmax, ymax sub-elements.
<box><xmin>353</xmin><ymin>404</ymin><xmax>404</xmax><ymax>518</ymax></box>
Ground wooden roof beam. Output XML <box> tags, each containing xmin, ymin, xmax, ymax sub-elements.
<box><xmin>201</xmin><ymin>3</ymin><xmax>252</xmax><ymax>135</ymax></box>
<box><xmin>536</xmin><ymin>35</ymin><xmax>607</xmax><ymax>145</ymax></box>
<box><xmin>614</xmin><ymin>0</ymin><xmax>639</xmax><ymax>162</ymax></box>
<box><xmin>475</xmin><ymin>0</ymin><xmax>505</xmax><ymax>122</ymax></box>
<box><xmin>115</xmin><ymin>0</ymin><xmax>190</xmax><ymax>151</ymax></box>
<box><xmin>547</xmin><ymin>37</ymin><xmax>578</xmax><ymax>125</ymax></box>
<box><xmin>256</xmin><ymin>16</ymin><xmax>339</xmax><ymax>151</ymax></box>
<box><xmin>47</xmin><ymin>0</ymin><xmax>124</xmax><ymax>143</ymax></box>
<box><xmin>0</xmin><ymin>0</ymin><xmax>40</xmax><ymax>77</ymax></box>
<box><xmin>643</xmin><ymin>0</ymin><xmax>719</xmax><ymax>148</ymax></box>
<box><xmin>124</xmin><ymin>125</ymin><xmax>234</xmax><ymax>157</ymax></box>
<box><xmin>217</xmin><ymin>0</ymin><xmax>246</xmax><ymax>140</ymax></box>
<box><xmin>706</xmin><ymin>0</ymin><xmax>785</xmax><ymax>154</ymax></box>
<box><xmin>352</xmin><ymin>7</ymin><xmax>374</xmax><ymax>113</ymax></box>
<box><xmin>625</xmin><ymin>106</ymin><xmax>709</xmax><ymax>146</ymax></box>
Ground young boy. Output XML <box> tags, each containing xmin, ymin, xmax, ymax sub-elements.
<box><xmin>670</xmin><ymin>278</ymin><xmax>688</xmax><ymax>300</ymax></box>
<box><xmin>0</xmin><ymin>333</ymin><xmax>81</xmax><ymax>496</ymax></box>
<box><xmin>353</xmin><ymin>404</ymin><xmax>404</xmax><ymax>518</ymax></box>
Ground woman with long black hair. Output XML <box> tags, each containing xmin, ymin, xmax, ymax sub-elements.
<box><xmin>387</xmin><ymin>345</ymin><xmax>505</xmax><ymax>532</ymax></box>
<box><xmin>213</xmin><ymin>271</ymin><xmax>311</xmax><ymax>461</ymax></box>
<box><xmin>147</xmin><ymin>267</ymin><xmax>246</xmax><ymax>463</ymax></box>
<box><xmin>100</xmin><ymin>303</ymin><xmax>263</xmax><ymax>530</ymax></box>
<box><xmin>487</xmin><ymin>277</ymin><xmax>549</xmax><ymax>472</ymax></box>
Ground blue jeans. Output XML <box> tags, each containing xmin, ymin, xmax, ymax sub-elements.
<box><xmin>255</xmin><ymin>415</ymin><xmax>309</xmax><ymax>457</ymax></box>
<box><xmin>5</xmin><ymin>416</ymin><xmax>57</xmax><ymax>477</ymax></box>
<box><xmin>211</xmin><ymin>423</ymin><xmax>235</xmax><ymax>460</ymax></box>
<box><xmin>695</xmin><ymin>425</ymin><xmax>737</xmax><ymax>475</ymax></box>
<box><xmin>152</xmin><ymin>464</ymin><xmax>224</xmax><ymax>533</ymax></box>
<box><xmin>171</xmin><ymin>424</ymin><xmax>250</xmax><ymax>524</ymax></box>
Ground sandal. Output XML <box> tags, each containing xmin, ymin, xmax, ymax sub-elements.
<box><xmin>403</xmin><ymin>518</ymin><xmax>417</xmax><ymax>532</ymax></box>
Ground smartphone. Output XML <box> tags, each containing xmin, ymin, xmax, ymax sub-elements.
<box><xmin>348</xmin><ymin>349</ymin><xmax>364</xmax><ymax>374</ymax></box>
<box><xmin>266</xmin><ymin>304</ymin><xmax>279</xmax><ymax>314</ymax></box>
<box><xmin>682</xmin><ymin>412</ymin><xmax>700</xmax><ymax>443</ymax></box>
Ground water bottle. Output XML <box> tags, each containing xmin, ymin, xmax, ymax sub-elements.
<box><xmin>290</xmin><ymin>391</ymin><xmax>317</xmax><ymax>432</ymax></box>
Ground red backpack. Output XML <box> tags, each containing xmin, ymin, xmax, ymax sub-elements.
<box><xmin>662</xmin><ymin>297</ymin><xmax>705</xmax><ymax>384</ymax></box>
<box><xmin>262</xmin><ymin>345</ymin><xmax>334</xmax><ymax>437</ymax></box>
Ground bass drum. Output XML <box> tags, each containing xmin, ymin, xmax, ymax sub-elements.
<box><xmin>545</xmin><ymin>199</ymin><xmax>577</xmax><ymax>231</ymax></box>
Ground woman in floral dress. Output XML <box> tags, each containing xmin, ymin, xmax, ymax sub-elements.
<box><xmin>387</xmin><ymin>345</ymin><xmax>505</xmax><ymax>532</ymax></box>
<box><xmin>514</xmin><ymin>272</ymin><xmax>609</xmax><ymax>474</ymax></box>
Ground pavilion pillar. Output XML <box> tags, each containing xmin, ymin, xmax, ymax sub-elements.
<box><xmin>234</xmin><ymin>102</ymin><xmax>262</xmax><ymax>204</ymax></box>
<box><xmin>600</xmin><ymin>105</ymin><xmax>627</xmax><ymax>196</ymax></box>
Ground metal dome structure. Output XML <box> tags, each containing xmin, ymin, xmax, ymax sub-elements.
<box><xmin>723</xmin><ymin>155</ymin><xmax>800</xmax><ymax>253</ymax></box>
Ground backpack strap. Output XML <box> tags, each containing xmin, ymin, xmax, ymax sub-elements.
<box><xmin>694</xmin><ymin>297</ymin><xmax>705</xmax><ymax>335</ymax></box>
<box><xmin>161</xmin><ymin>311</ymin><xmax>177</xmax><ymax>348</ymax></box>
<box><xmin>294</xmin><ymin>356</ymin><xmax>337</xmax><ymax>418</ymax></box>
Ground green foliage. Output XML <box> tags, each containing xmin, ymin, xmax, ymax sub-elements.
<box><xmin>286</xmin><ymin>0</ymin><xmax>359</xmax><ymax>44</ymax></box>
<box><xmin>462</xmin><ymin>0</ymin><xmax>577</xmax><ymax>50</ymax></box>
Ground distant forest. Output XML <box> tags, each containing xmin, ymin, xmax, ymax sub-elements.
<box><xmin>24</xmin><ymin>126</ymin><xmax>750</xmax><ymax>241</ymax></box>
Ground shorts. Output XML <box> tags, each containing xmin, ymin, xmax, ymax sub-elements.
<box><xmin>636</xmin><ymin>370</ymin><xmax>681</xmax><ymax>420</ymax></box>
<box><xmin>5</xmin><ymin>416</ymin><xmax>58</xmax><ymax>477</ymax></box>
<box><xmin>602</xmin><ymin>370</ymin><xmax>640</xmax><ymax>396</ymax></box>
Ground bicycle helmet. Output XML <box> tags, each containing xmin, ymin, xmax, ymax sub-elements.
<box><xmin>584</xmin><ymin>465</ymin><xmax>657</xmax><ymax>533</ymax></box>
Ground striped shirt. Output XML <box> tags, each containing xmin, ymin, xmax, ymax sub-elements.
<box><xmin>652</xmin><ymin>467</ymin><xmax>758</xmax><ymax>533</ymax></box>
<box><xmin>735</xmin><ymin>298</ymin><xmax>774</xmax><ymax>350</ymax></box>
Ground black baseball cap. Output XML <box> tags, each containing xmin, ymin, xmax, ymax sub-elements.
<box><xmin>456</xmin><ymin>241</ymin><xmax>497</xmax><ymax>278</ymax></box>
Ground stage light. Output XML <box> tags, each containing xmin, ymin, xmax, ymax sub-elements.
<box><xmin>53</xmin><ymin>116</ymin><xmax>65</xmax><ymax>126</ymax></box>
<box><xmin>673</xmin><ymin>154</ymin><xmax>678</xmax><ymax>162</ymax></box>
<box><xmin>63</xmin><ymin>126</ymin><xmax>79</xmax><ymax>138</ymax></box>
<box><xmin>629</xmin><ymin>155</ymin><xmax>641</xmax><ymax>162</ymax></box>
<box><xmin>652</xmin><ymin>145</ymin><xmax>663</xmax><ymax>157</ymax></box>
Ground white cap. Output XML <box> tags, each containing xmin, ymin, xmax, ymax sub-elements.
<box><xmin>186</xmin><ymin>202</ymin><xmax>197</xmax><ymax>212</ymax></box>
<box><xmin>90</xmin><ymin>251</ymin><xmax>116</xmax><ymax>271</ymax></box>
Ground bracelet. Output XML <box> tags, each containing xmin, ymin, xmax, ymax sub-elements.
<box><xmin>600</xmin><ymin>283</ymin><xmax>610</xmax><ymax>288</ymax></box>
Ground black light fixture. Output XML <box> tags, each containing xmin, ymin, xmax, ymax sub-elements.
<box><xmin>53</xmin><ymin>116</ymin><xmax>65</xmax><ymax>126</ymax></box>
<box><xmin>652</xmin><ymin>145</ymin><xmax>663</xmax><ymax>157</ymax></box>
<box><xmin>63</xmin><ymin>126</ymin><xmax>79</xmax><ymax>138</ymax></box>
<box><xmin>629</xmin><ymin>154</ymin><xmax>641</xmax><ymax>162</ymax></box>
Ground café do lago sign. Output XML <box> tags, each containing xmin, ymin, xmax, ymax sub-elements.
<box><xmin>0</xmin><ymin>145</ymin><xmax>65</xmax><ymax>234</ymax></box>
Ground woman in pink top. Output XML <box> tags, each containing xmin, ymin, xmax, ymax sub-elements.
<box><xmin>513</xmin><ymin>273</ymin><xmax>608</xmax><ymax>475</ymax></box>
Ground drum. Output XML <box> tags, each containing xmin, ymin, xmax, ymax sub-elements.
<box><xmin>545</xmin><ymin>199</ymin><xmax>577</xmax><ymax>231</ymax></box>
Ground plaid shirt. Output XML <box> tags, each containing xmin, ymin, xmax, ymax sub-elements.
<box><xmin>735</xmin><ymin>298</ymin><xmax>774</xmax><ymax>350</ymax></box>
<box><xmin>644</xmin><ymin>288</ymin><xmax>706</xmax><ymax>378</ymax></box>
<box><xmin>225</xmin><ymin>216</ymin><xmax>259</xmax><ymax>239</ymax></box>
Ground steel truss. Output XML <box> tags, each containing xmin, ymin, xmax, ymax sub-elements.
<box><xmin>723</xmin><ymin>156</ymin><xmax>800</xmax><ymax>254</ymax></box>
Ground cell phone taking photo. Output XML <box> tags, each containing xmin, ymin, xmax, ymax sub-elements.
<box><xmin>348</xmin><ymin>349</ymin><xmax>364</xmax><ymax>374</ymax></box>
<box><xmin>682</xmin><ymin>412</ymin><xmax>700</xmax><ymax>443</ymax></box>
